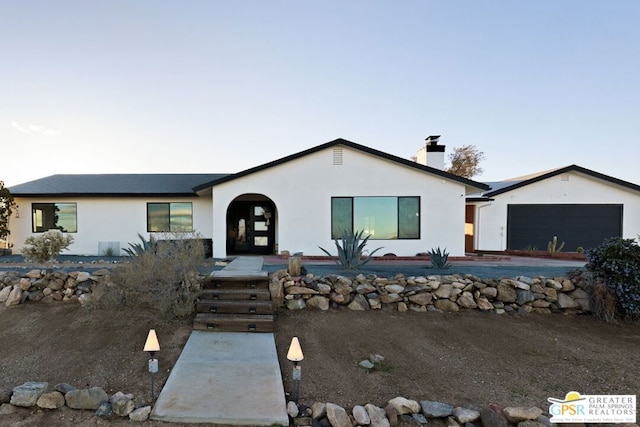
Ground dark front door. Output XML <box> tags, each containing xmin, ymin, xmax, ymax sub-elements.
<box><xmin>227</xmin><ymin>201</ymin><xmax>275</xmax><ymax>255</ymax></box>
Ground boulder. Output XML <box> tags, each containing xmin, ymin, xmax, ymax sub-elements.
<box><xmin>5</xmin><ymin>286</ymin><xmax>22</xmax><ymax>306</ymax></box>
<box><xmin>286</xmin><ymin>298</ymin><xmax>306</xmax><ymax>310</ymax></box>
<box><xmin>366</xmin><ymin>403</ymin><xmax>391</xmax><ymax>427</ymax></box>
<box><xmin>0</xmin><ymin>403</ymin><xmax>16</xmax><ymax>415</ymax></box>
<box><xmin>129</xmin><ymin>405</ymin><xmax>152</xmax><ymax>422</ymax></box>
<box><xmin>110</xmin><ymin>392</ymin><xmax>135</xmax><ymax>417</ymax></box>
<box><xmin>288</xmin><ymin>401</ymin><xmax>300</xmax><ymax>418</ymax></box>
<box><xmin>326</xmin><ymin>403</ymin><xmax>352</xmax><ymax>427</ymax></box>
<box><xmin>54</xmin><ymin>383</ymin><xmax>76</xmax><ymax>394</ymax></box>
<box><xmin>409</xmin><ymin>292</ymin><xmax>433</xmax><ymax>306</ymax></box>
<box><xmin>0</xmin><ymin>388</ymin><xmax>11</xmax><ymax>404</ymax></box>
<box><xmin>452</xmin><ymin>407</ymin><xmax>480</xmax><ymax>423</ymax></box>
<box><xmin>307</xmin><ymin>296</ymin><xmax>330</xmax><ymax>311</ymax></box>
<box><xmin>385</xmin><ymin>284</ymin><xmax>405</xmax><ymax>294</ymax></box>
<box><xmin>420</xmin><ymin>400</ymin><xmax>454</xmax><ymax>418</ymax></box>
<box><xmin>557</xmin><ymin>293</ymin><xmax>580</xmax><ymax>309</ymax></box>
<box><xmin>36</xmin><ymin>391</ymin><xmax>65</xmax><ymax>409</ymax></box>
<box><xmin>10</xmin><ymin>382</ymin><xmax>48</xmax><ymax>407</ymax></box>
<box><xmin>388</xmin><ymin>397</ymin><xmax>420</xmax><ymax>415</ymax></box>
<box><xmin>503</xmin><ymin>407</ymin><xmax>543</xmax><ymax>423</ymax></box>
<box><xmin>516</xmin><ymin>290</ymin><xmax>535</xmax><ymax>305</ymax></box>
<box><xmin>456</xmin><ymin>292</ymin><xmax>477</xmax><ymax>309</ymax></box>
<box><xmin>348</xmin><ymin>294</ymin><xmax>370</xmax><ymax>311</ymax></box>
<box><xmin>434</xmin><ymin>284</ymin><xmax>453</xmax><ymax>299</ymax></box>
<box><xmin>476</xmin><ymin>297</ymin><xmax>494</xmax><ymax>311</ymax></box>
<box><xmin>480</xmin><ymin>407</ymin><xmax>509</xmax><ymax>427</ymax></box>
<box><xmin>353</xmin><ymin>405</ymin><xmax>371</xmax><ymax>425</ymax></box>
<box><xmin>65</xmin><ymin>387</ymin><xmax>109</xmax><ymax>410</ymax></box>
<box><xmin>496</xmin><ymin>283</ymin><xmax>516</xmax><ymax>303</ymax></box>
<box><xmin>0</xmin><ymin>286</ymin><xmax>11</xmax><ymax>303</ymax></box>
<box><xmin>480</xmin><ymin>287</ymin><xmax>498</xmax><ymax>298</ymax></box>
<box><xmin>311</xmin><ymin>402</ymin><xmax>326</xmax><ymax>419</ymax></box>
<box><xmin>435</xmin><ymin>299</ymin><xmax>459</xmax><ymax>312</ymax></box>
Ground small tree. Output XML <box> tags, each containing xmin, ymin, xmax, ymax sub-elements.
<box><xmin>0</xmin><ymin>180</ymin><xmax>18</xmax><ymax>243</ymax></box>
<box><xmin>445</xmin><ymin>145</ymin><xmax>485</xmax><ymax>178</ymax></box>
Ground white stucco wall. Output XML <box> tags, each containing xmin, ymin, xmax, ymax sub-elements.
<box><xmin>475</xmin><ymin>172</ymin><xmax>640</xmax><ymax>251</ymax></box>
<box><xmin>9</xmin><ymin>196</ymin><xmax>212</xmax><ymax>255</ymax></box>
<box><xmin>210</xmin><ymin>145</ymin><xmax>469</xmax><ymax>257</ymax></box>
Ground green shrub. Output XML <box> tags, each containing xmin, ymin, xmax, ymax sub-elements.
<box><xmin>21</xmin><ymin>230</ymin><xmax>74</xmax><ymax>263</ymax></box>
<box><xmin>319</xmin><ymin>230</ymin><xmax>383</xmax><ymax>270</ymax></box>
<box><xmin>428</xmin><ymin>246</ymin><xmax>451</xmax><ymax>269</ymax></box>
<box><xmin>110</xmin><ymin>232</ymin><xmax>205</xmax><ymax>318</ymax></box>
<box><xmin>586</xmin><ymin>237</ymin><xmax>640</xmax><ymax>320</ymax></box>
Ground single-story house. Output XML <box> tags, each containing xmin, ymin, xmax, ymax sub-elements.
<box><xmin>7</xmin><ymin>138</ymin><xmax>489</xmax><ymax>257</ymax></box>
<box><xmin>466</xmin><ymin>165</ymin><xmax>640</xmax><ymax>253</ymax></box>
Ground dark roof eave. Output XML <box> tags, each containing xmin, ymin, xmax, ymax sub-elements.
<box><xmin>194</xmin><ymin>138</ymin><xmax>490</xmax><ymax>192</ymax></box>
<box><xmin>12</xmin><ymin>192</ymin><xmax>202</xmax><ymax>198</ymax></box>
<box><xmin>484</xmin><ymin>164</ymin><xmax>640</xmax><ymax>197</ymax></box>
<box><xmin>466</xmin><ymin>197</ymin><xmax>494</xmax><ymax>203</ymax></box>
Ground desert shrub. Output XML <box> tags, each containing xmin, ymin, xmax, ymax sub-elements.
<box><xmin>586</xmin><ymin>237</ymin><xmax>640</xmax><ymax>320</ymax></box>
<box><xmin>21</xmin><ymin>230</ymin><xmax>74</xmax><ymax>263</ymax></box>
<box><xmin>319</xmin><ymin>230</ymin><xmax>383</xmax><ymax>270</ymax></box>
<box><xmin>427</xmin><ymin>246</ymin><xmax>451</xmax><ymax>269</ymax></box>
<box><xmin>110</xmin><ymin>232</ymin><xmax>206</xmax><ymax>318</ymax></box>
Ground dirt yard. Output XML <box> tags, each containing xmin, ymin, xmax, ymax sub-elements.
<box><xmin>0</xmin><ymin>301</ymin><xmax>638</xmax><ymax>426</ymax></box>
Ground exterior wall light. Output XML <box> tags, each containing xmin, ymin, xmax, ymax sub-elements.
<box><xmin>286</xmin><ymin>337</ymin><xmax>304</xmax><ymax>402</ymax></box>
<box><xmin>143</xmin><ymin>329</ymin><xmax>160</xmax><ymax>399</ymax></box>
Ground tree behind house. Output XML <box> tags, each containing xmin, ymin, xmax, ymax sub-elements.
<box><xmin>445</xmin><ymin>145</ymin><xmax>485</xmax><ymax>178</ymax></box>
<box><xmin>0</xmin><ymin>180</ymin><xmax>17</xmax><ymax>244</ymax></box>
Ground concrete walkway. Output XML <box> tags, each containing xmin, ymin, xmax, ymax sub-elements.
<box><xmin>150</xmin><ymin>257</ymin><xmax>289</xmax><ymax>425</ymax></box>
<box><xmin>211</xmin><ymin>255</ymin><xmax>268</xmax><ymax>278</ymax></box>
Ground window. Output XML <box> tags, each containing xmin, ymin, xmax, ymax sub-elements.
<box><xmin>147</xmin><ymin>202</ymin><xmax>193</xmax><ymax>232</ymax></box>
<box><xmin>32</xmin><ymin>203</ymin><xmax>77</xmax><ymax>233</ymax></box>
<box><xmin>331</xmin><ymin>197</ymin><xmax>420</xmax><ymax>239</ymax></box>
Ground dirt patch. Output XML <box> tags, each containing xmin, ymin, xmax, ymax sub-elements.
<box><xmin>0</xmin><ymin>303</ymin><xmax>639</xmax><ymax>425</ymax></box>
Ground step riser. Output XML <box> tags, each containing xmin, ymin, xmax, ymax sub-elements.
<box><xmin>195</xmin><ymin>277</ymin><xmax>274</xmax><ymax>333</ymax></box>
<box><xmin>200</xmin><ymin>292</ymin><xmax>271</xmax><ymax>301</ymax></box>
<box><xmin>193</xmin><ymin>322</ymin><xmax>274</xmax><ymax>333</ymax></box>
<box><xmin>197</xmin><ymin>303</ymin><xmax>273</xmax><ymax>315</ymax></box>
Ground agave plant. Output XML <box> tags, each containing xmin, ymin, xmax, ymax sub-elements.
<box><xmin>319</xmin><ymin>230</ymin><xmax>383</xmax><ymax>270</ymax></box>
<box><xmin>428</xmin><ymin>246</ymin><xmax>451</xmax><ymax>269</ymax></box>
<box><xmin>123</xmin><ymin>233</ymin><xmax>156</xmax><ymax>257</ymax></box>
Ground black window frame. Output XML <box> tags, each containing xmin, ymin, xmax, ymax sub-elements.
<box><xmin>31</xmin><ymin>202</ymin><xmax>78</xmax><ymax>233</ymax></box>
<box><xmin>146</xmin><ymin>202</ymin><xmax>194</xmax><ymax>232</ymax></box>
<box><xmin>330</xmin><ymin>196</ymin><xmax>420</xmax><ymax>240</ymax></box>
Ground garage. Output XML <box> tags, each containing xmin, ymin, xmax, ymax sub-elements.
<box><xmin>507</xmin><ymin>204</ymin><xmax>623</xmax><ymax>251</ymax></box>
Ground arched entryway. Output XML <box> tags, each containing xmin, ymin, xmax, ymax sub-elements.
<box><xmin>226</xmin><ymin>194</ymin><xmax>277</xmax><ymax>255</ymax></box>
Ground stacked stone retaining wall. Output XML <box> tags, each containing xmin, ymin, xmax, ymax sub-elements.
<box><xmin>271</xmin><ymin>271</ymin><xmax>592</xmax><ymax>315</ymax></box>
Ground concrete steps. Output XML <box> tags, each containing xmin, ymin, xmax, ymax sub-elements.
<box><xmin>194</xmin><ymin>268</ymin><xmax>275</xmax><ymax>332</ymax></box>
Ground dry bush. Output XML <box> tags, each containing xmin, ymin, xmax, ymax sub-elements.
<box><xmin>590</xmin><ymin>281</ymin><xmax>618</xmax><ymax>323</ymax></box>
<box><xmin>110</xmin><ymin>232</ymin><xmax>205</xmax><ymax>318</ymax></box>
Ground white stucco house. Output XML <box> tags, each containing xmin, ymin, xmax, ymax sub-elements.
<box><xmin>466</xmin><ymin>165</ymin><xmax>640</xmax><ymax>253</ymax></box>
<box><xmin>6</xmin><ymin>138</ymin><xmax>489</xmax><ymax>258</ymax></box>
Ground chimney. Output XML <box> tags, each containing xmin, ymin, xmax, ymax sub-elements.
<box><xmin>415</xmin><ymin>135</ymin><xmax>445</xmax><ymax>169</ymax></box>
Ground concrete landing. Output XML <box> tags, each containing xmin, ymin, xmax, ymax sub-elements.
<box><xmin>150</xmin><ymin>331</ymin><xmax>288</xmax><ymax>425</ymax></box>
<box><xmin>212</xmin><ymin>256</ymin><xmax>267</xmax><ymax>278</ymax></box>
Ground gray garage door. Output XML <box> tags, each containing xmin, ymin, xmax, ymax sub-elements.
<box><xmin>507</xmin><ymin>204</ymin><xmax>623</xmax><ymax>251</ymax></box>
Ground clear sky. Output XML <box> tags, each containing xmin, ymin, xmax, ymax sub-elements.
<box><xmin>2</xmin><ymin>1</ymin><xmax>639</xmax><ymax>187</ymax></box>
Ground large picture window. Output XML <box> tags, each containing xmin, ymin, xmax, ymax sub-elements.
<box><xmin>331</xmin><ymin>197</ymin><xmax>420</xmax><ymax>239</ymax></box>
<box><xmin>32</xmin><ymin>203</ymin><xmax>77</xmax><ymax>233</ymax></box>
<box><xmin>147</xmin><ymin>202</ymin><xmax>193</xmax><ymax>232</ymax></box>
